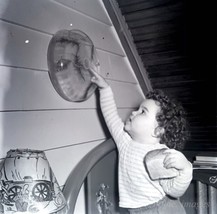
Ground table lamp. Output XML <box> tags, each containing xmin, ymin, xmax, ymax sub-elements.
<box><xmin>0</xmin><ymin>149</ymin><xmax>67</xmax><ymax>213</ymax></box>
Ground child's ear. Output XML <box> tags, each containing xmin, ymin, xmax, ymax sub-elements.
<box><xmin>154</xmin><ymin>127</ymin><xmax>165</xmax><ymax>138</ymax></box>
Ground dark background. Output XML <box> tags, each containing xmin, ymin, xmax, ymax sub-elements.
<box><xmin>115</xmin><ymin>0</ymin><xmax>216</xmax><ymax>151</ymax></box>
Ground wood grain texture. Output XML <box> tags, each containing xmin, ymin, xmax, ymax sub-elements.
<box><xmin>116</xmin><ymin>0</ymin><xmax>217</xmax><ymax>151</ymax></box>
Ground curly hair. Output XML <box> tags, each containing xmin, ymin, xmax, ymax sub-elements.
<box><xmin>146</xmin><ymin>89</ymin><xmax>190</xmax><ymax>150</ymax></box>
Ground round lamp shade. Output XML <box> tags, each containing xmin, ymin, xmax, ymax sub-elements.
<box><xmin>47</xmin><ymin>29</ymin><xmax>100</xmax><ymax>102</ymax></box>
<box><xmin>0</xmin><ymin>149</ymin><xmax>67</xmax><ymax>214</ymax></box>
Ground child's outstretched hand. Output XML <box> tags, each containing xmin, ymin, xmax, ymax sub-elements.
<box><xmin>163</xmin><ymin>149</ymin><xmax>192</xmax><ymax>171</ymax></box>
<box><xmin>87</xmin><ymin>60</ymin><xmax>109</xmax><ymax>89</ymax></box>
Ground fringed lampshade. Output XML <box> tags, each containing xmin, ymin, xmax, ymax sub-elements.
<box><xmin>0</xmin><ymin>149</ymin><xmax>67</xmax><ymax>214</ymax></box>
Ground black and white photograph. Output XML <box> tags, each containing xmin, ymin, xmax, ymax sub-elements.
<box><xmin>0</xmin><ymin>0</ymin><xmax>216</xmax><ymax>213</ymax></box>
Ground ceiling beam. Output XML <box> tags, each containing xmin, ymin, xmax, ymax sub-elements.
<box><xmin>102</xmin><ymin>0</ymin><xmax>153</xmax><ymax>94</ymax></box>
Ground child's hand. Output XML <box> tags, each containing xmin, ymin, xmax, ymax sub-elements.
<box><xmin>87</xmin><ymin>60</ymin><xmax>109</xmax><ymax>89</ymax></box>
<box><xmin>163</xmin><ymin>149</ymin><xmax>192</xmax><ymax>171</ymax></box>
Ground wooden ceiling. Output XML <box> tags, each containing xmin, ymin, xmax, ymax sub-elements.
<box><xmin>115</xmin><ymin>0</ymin><xmax>216</xmax><ymax>151</ymax></box>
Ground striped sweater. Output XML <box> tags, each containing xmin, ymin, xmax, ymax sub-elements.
<box><xmin>100</xmin><ymin>86</ymin><xmax>192</xmax><ymax>208</ymax></box>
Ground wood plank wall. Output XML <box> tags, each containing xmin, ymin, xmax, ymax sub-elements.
<box><xmin>116</xmin><ymin>0</ymin><xmax>217</xmax><ymax>152</ymax></box>
<box><xmin>0</xmin><ymin>0</ymin><xmax>145</xmax><ymax>212</ymax></box>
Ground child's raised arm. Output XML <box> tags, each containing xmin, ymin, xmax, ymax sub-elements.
<box><xmin>88</xmin><ymin>63</ymin><xmax>131</xmax><ymax>147</ymax></box>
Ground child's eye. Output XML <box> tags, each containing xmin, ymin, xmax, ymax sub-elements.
<box><xmin>141</xmin><ymin>109</ymin><xmax>146</xmax><ymax>114</ymax></box>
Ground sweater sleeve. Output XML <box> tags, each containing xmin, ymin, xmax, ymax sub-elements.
<box><xmin>159</xmin><ymin>161</ymin><xmax>193</xmax><ymax>198</ymax></box>
<box><xmin>99</xmin><ymin>86</ymin><xmax>131</xmax><ymax>148</ymax></box>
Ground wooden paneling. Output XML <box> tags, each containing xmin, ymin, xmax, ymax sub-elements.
<box><xmin>0</xmin><ymin>67</ymin><xmax>141</xmax><ymax>111</ymax></box>
<box><xmin>46</xmin><ymin>139</ymin><xmax>102</xmax><ymax>186</ymax></box>
<box><xmin>97</xmin><ymin>52</ymin><xmax>138</xmax><ymax>83</ymax></box>
<box><xmin>117</xmin><ymin>0</ymin><xmax>175</xmax><ymax>9</ymax></box>
<box><xmin>0</xmin><ymin>0</ymin><xmax>124</xmax><ymax>56</ymax></box>
<box><xmin>0</xmin><ymin>20</ymin><xmax>136</xmax><ymax>82</ymax></box>
<box><xmin>0</xmin><ymin>21</ymin><xmax>50</xmax><ymax>70</ymax></box>
<box><xmin>0</xmin><ymin>110</ymin><xmax>105</xmax><ymax>157</ymax></box>
<box><xmin>0</xmin><ymin>66</ymin><xmax>97</xmax><ymax>110</ymax></box>
<box><xmin>124</xmin><ymin>2</ymin><xmax>182</xmax><ymax>22</ymax></box>
<box><xmin>0</xmin><ymin>107</ymin><xmax>137</xmax><ymax>158</ymax></box>
<box><xmin>55</xmin><ymin>0</ymin><xmax>112</xmax><ymax>25</ymax></box>
<box><xmin>109</xmin><ymin>80</ymin><xmax>144</xmax><ymax>108</ymax></box>
<box><xmin>116</xmin><ymin>0</ymin><xmax>217</xmax><ymax>151</ymax></box>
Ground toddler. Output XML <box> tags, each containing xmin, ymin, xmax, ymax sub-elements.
<box><xmin>90</xmin><ymin>66</ymin><xmax>192</xmax><ymax>214</ymax></box>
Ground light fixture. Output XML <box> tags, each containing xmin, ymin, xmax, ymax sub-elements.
<box><xmin>47</xmin><ymin>29</ymin><xmax>100</xmax><ymax>102</ymax></box>
<box><xmin>0</xmin><ymin>149</ymin><xmax>67</xmax><ymax>213</ymax></box>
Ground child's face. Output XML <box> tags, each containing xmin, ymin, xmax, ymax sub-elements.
<box><xmin>124</xmin><ymin>99</ymin><xmax>161</xmax><ymax>143</ymax></box>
